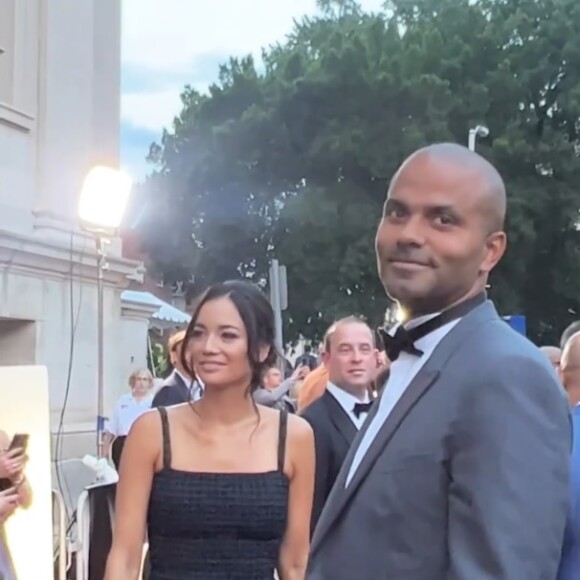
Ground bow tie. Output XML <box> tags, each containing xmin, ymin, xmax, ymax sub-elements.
<box><xmin>380</xmin><ymin>326</ymin><xmax>423</xmax><ymax>362</ymax></box>
<box><xmin>378</xmin><ymin>292</ymin><xmax>487</xmax><ymax>362</ymax></box>
<box><xmin>353</xmin><ymin>401</ymin><xmax>373</xmax><ymax>418</ymax></box>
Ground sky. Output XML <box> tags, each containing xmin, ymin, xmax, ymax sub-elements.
<box><xmin>120</xmin><ymin>0</ymin><xmax>384</xmax><ymax>180</ymax></box>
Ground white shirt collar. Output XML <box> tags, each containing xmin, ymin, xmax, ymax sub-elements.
<box><xmin>389</xmin><ymin>312</ymin><xmax>440</xmax><ymax>336</ymax></box>
<box><xmin>327</xmin><ymin>383</ymin><xmax>369</xmax><ymax>407</ymax></box>
<box><xmin>327</xmin><ymin>383</ymin><xmax>371</xmax><ymax>428</ymax></box>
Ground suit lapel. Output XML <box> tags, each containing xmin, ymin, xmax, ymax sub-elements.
<box><xmin>324</xmin><ymin>391</ymin><xmax>357</xmax><ymax>445</ymax></box>
<box><xmin>345</xmin><ymin>369</ymin><xmax>439</xmax><ymax>494</ymax></box>
<box><xmin>311</xmin><ymin>368</ymin><xmax>439</xmax><ymax>551</ymax></box>
<box><xmin>311</xmin><ymin>300</ymin><xmax>499</xmax><ymax>554</ymax></box>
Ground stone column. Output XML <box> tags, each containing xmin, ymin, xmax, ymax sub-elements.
<box><xmin>33</xmin><ymin>0</ymin><xmax>122</xmax><ymax>239</ymax></box>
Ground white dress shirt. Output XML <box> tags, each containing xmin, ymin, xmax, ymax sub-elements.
<box><xmin>107</xmin><ymin>392</ymin><xmax>154</xmax><ymax>437</ymax></box>
<box><xmin>327</xmin><ymin>383</ymin><xmax>371</xmax><ymax>430</ymax></box>
<box><xmin>346</xmin><ymin>314</ymin><xmax>461</xmax><ymax>485</ymax></box>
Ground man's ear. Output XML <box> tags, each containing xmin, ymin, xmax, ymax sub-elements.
<box><xmin>321</xmin><ymin>350</ymin><xmax>330</xmax><ymax>368</ymax></box>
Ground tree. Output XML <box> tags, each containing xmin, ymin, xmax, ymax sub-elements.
<box><xmin>137</xmin><ymin>0</ymin><xmax>580</xmax><ymax>344</ymax></box>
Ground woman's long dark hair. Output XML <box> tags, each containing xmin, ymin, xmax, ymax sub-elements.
<box><xmin>180</xmin><ymin>280</ymin><xmax>278</xmax><ymax>398</ymax></box>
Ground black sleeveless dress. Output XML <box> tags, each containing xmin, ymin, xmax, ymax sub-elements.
<box><xmin>147</xmin><ymin>407</ymin><xmax>290</xmax><ymax>580</ymax></box>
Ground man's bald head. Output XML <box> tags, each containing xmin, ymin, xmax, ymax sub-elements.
<box><xmin>560</xmin><ymin>331</ymin><xmax>580</xmax><ymax>405</ymax></box>
<box><xmin>391</xmin><ymin>143</ymin><xmax>507</xmax><ymax>233</ymax></box>
<box><xmin>562</xmin><ymin>332</ymin><xmax>580</xmax><ymax>368</ymax></box>
<box><xmin>539</xmin><ymin>345</ymin><xmax>561</xmax><ymax>370</ymax></box>
<box><xmin>377</xmin><ymin>141</ymin><xmax>508</xmax><ymax>317</ymax></box>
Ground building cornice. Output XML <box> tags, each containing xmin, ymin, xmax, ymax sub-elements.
<box><xmin>0</xmin><ymin>228</ymin><xmax>144</xmax><ymax>288</ymax></box>
<box><xmin>121</xmin><ymin>297</ymin><xmax>158</xmax><ymax>321</ymax></box>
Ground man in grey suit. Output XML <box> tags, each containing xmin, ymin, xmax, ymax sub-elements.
<box><xmin>307</xmin><ymin>143</ymin><xmax>571</xmax><ymax>579</ymax></box>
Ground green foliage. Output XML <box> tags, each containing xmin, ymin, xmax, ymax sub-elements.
<box><xmin>147</xmin><ymin>339</ymin><xmax>169</xmax><ymax>378</ymax></box>
<box><xmin>137</xmin><ymin>0</ymin><xmax>580</xmax><ymax>344</ymax></box>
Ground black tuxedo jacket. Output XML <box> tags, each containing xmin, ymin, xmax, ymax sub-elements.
<box><xmin>151</xmin><ymin>370</ymin><xmax>190</xmax><ymax>408</ymax></box>
<box><xmin>301</xmin><ymin>390</ymin><xmax>357</xmax><ymax>535</ymax></box>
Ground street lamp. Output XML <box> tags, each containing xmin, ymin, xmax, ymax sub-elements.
<box><xmin>79</xmin><ymin>166</ymin><xmax>132</xmax><ymax>456</ymax></box>
<box><xmin>468</xmin><ymin>125</ymin><xmax>489</xmax><ymax>151</ymax></box>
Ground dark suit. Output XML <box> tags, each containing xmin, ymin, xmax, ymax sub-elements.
<box><xmin>151</xmin><ymin>370</ymin><xmax>190</xmax><ymax>408</ymax></box>
<box><xmin>308</xmin><ymin>301</ymin><xmax>571</xmax><ymax>580</ymax></box>
<box><xmin>301</xmin><ymin>391</ymin><xmax>357</xmax><ymax>534</ymax></box>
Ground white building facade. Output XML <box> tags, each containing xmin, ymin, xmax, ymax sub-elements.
<box><xmin>0</xmin><ymin>0</ymin><xmax>153</xmax><ymax>457</ymax></box>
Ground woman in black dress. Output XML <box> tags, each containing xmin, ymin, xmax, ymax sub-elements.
<box><xmin>105</xmin><ymin>280</ymin><xmax>315</xmax><ymax>580</ymax></box>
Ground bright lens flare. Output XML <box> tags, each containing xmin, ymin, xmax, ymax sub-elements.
<box><xmin>396</xmin><ymin>306</ymin><xmax>407</xmax><ymax>323</ymax></box>
<box><xmin>78</xmin><ymin>166</ymin><xmax>133</xmax><ymax>229</ymax></box>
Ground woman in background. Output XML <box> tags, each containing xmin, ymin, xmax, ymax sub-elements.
<box><xmin>105</xmin><ymin>280</ymin><xmax>315</xmax><ymax>580</ymax></box>
<box><xmin>105</xmin><ymin>369</ymin><xmax>154</xmax><ymax>470</ymax></box>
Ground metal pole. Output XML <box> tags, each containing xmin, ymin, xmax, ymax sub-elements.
<box><xmin>468</xmin><ymin>129</ymin><xmax>476</xmax><ymax>151</ymax></box>
<box><xmin>269</xmin><ymin>259</ymin><xmax>284</xmax><ymax>359</ymax></box>
<box><xmin>96</xmin><ymin>235</ymin><xmax>106</xmax><ymax>457</ymax></box>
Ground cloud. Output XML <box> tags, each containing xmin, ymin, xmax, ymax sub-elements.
<box><xmin>121</xmin><ymin>51</ymin><xmax>235</xmax><ymax>132</ymax></box>
<box><xmin>120</xmin><ymin>0</ymin><xmax>386</xmax><ymax>178</ymax></box>
<box><xmin>120</xmin><ymin>123</ymin><xmax>158</xmax><ymax>179</ymax></box>
<box><xmin>122</xmin><ymin>89</ymin><xmax>182</xmax><ymax>133</ymax></box>
<box><xmin>121</xmin><ymin>0</ymin><xmax>318</xmax><ymax>72</ymax></box>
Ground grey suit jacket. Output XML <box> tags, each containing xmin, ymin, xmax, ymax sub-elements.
<box><xmin>307</xmin><ymin>301</ymin><xmax>571</xmax><ymax>580</ymax></box>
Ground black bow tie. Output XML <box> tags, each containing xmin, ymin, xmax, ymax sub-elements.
<box><xmin>378</xmin><ymin>293</ymin><xmax>487</xmax><ymax>362</ymax></box>
<box><xmin>353</xmin><ymin>401</ymin><xmax>373</xmax><ymax>418</ymax></box>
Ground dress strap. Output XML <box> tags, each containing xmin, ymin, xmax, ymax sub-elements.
<box><xmin>277</xmin><ymin>410</ymin><xmax>288</xmax><ymax>472</ymax></box>
<box><xmin>157</xmin><ymin>407</ymin><xmax>172</xmax><ymax>470</ymax></box>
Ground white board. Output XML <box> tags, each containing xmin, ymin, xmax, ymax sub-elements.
<box><xmin>0</xmin><ymin>366</ymin><xmax>54</xmax><ymax>579</ymax></box>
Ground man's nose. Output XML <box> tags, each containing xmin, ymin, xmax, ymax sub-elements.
<box><xmin>351</xmin><ymin>349</ymin><xmax>364</xmax><ymax>362</ymax></box>
<box><xmin>397</xmin><ymin>215</ymin><xmax>426</xmax><ymax>247</ymax></box>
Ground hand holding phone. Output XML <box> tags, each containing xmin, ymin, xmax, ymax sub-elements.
<box><xmin>8</xmin><ymin>434</ymin><xmax>29</xmax><ymax>454</ymax></box>
<box><xmin>0</xmin><ymin>434</ymin><xmax>29</xmax><ymax>480</ymax></box>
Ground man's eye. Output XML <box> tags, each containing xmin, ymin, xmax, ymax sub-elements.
<box><xmin>435</xmin><ymin>215</ymin><xmax>454</xmax><ymax>226</ymax></box>
<box><xmin>386</xmin><ymin>207</ymin><xmax>405</xmax><ymax>219</ymax></box>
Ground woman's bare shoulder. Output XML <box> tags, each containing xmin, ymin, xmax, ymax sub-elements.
<box><xmin>129</xmin><ymin>407</ymin><xmax>163</xmax><ymax>438</ymax></box>
<box><xmin>286</xmin><ymin>413</ymin><xmax>314</xmax><ymax>444</ymax></box>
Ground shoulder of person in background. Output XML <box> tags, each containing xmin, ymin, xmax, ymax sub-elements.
<box><xmin>151</xmin><ymin>384</ymin><xmax>186</xmax><ymax>408</ymax></box>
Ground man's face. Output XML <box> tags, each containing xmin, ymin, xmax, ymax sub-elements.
<box><xmin>559</xmin><ymin>341</ymin><xmax>580</xmax><ymax>406</ymax></box>
<box><xmin>263</xmin><ymin>367</ymin><xmax>282</xmax><ymax>391</ymax></box>
<box><xmin>375</xmin><ymin>154</ymin><xmax>505</xmax><ymax>315</ymax></box>
<box><xmin>322</xmin><ymin>322</ymin><xmax>376</xmax><ymax>391</ymax></box>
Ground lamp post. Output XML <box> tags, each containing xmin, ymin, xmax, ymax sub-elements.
<box><xmin>79</xmin><ymin>166</ymin><xmax>132</xmax><ymax>456</ymax></box>
<box><xmin>468</xmin><ymin>125</ymin><xmax>489</xmax><ymax>151</ymax></box>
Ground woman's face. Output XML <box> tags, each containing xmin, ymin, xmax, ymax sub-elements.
<box><xmin>190</xmin><ymin>296</ymin><xmax>251</xmax><ymax>388</ymax></box>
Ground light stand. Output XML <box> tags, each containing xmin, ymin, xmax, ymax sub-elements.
<box><xmin>78</xmin><ymin>165</ymin><xmax>133</xmax><ymax>458</ymax></box>
<box><xmin>95</xmin><ymin>234</ymin><xmax>110</xmax><ymax>457</ymax></box>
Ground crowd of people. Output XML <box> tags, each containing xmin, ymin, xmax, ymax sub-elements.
<box><xmin>102</xmin><ymin>142</ymin><xmax>577</xmax><ymax>580</ymax></box>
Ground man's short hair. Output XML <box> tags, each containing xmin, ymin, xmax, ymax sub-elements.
<box><xmin>324</xmin><ymin>316</ymin><xmax>373</xmax><ymax>352</ymax></box>
<box><xmin>168</xmin><ymin>330</ymin><xmax>186</xmax><ymax>352</ymax></box>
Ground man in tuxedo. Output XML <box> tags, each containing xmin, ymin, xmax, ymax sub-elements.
<box><xmin>152</xmin><ymin>330</ymin><xmax>202</xmax><ymax>407</ymax></box>
<box><xmin>301</xmin><ymin>317</ymin><xmax>376</xmax><ymax>533</ymax></box>
<box><xmin>307</xmin><ymin>143</ymin><xmax>571</xmax><ymax>579</ymax></box>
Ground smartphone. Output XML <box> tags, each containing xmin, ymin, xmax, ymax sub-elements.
<box><xmin>8</xmin><ymin>434</ymin><xmax>29</xmax><ymax>453</ymax></box>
